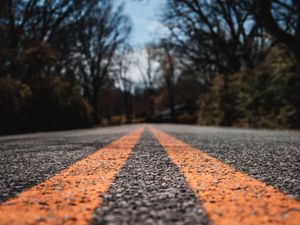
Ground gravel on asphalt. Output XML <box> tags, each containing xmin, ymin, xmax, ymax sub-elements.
<box><xmin>154</xmin><ymin>124</ymin><xmax>300</xmax><ymax>199</ymax></box>
<box><xmin>92</xmin><ymin>129</ymin><xmax>209</xmax><ymax>225</ymax></box>
<box><xmin>0</xmin><ymin>126</ymin><xmax>140</xmax><ymax>202</ymax></box>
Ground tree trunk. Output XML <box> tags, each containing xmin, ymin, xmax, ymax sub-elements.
<box><xmin>124</xmin><ymin>92</ymin><xmax>132</xmax><ymax>124</ymax></box>
<box><xmin>92</xmin><ymin>91</ymin><xmax>100</xmax><ymax>124</ymax></box>
<box><xmin>220</xmin><ymin>74</ymin><xmax>234</xmax><ymax>126</ymax></box>
<box><xmin>167</xmin><ymin>84</ymin><xmax>176</xmax><ymax>122</ymax></box>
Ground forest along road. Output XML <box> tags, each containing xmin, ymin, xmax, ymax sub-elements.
<box><xmin>0</xmin><ymin>124</ymin><xmax>299</xmax><ymax>225</ymax></box>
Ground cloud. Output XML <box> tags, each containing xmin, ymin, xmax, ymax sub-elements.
<box><xmin>126</xmin><ymin>47</ymin><xmax>161</xmax><ymax>84</ymax></box>
<box><xmin>126</xmin><ymin>48</ymin><xmax>147</xmax><ymax>82</ymax></box>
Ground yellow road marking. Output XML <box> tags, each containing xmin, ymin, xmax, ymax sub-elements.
<box><xmin>151</xmin><ymin>127</ymin><xmax>300</xmax><ymax>225</ymax></box>
<box><xmin>0</xmin><ymin>128</ymin><xmax>143</xmax><ymax>225</ymax></box>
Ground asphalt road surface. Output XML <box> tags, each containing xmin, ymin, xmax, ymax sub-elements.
<box><xmin>0</xmin><ymin>124</ymin><xmax>299</xmax><ymax>225</ymax></box>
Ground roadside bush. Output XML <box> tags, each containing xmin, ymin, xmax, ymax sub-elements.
<box><xmin>29</xmin><ymin>77</ymin><xmax>93</xmax><ymax>131</ymax></box>
<box><xmin>177</xmin><ymin>113</ymin><xmax>196</xmax><ymax>124</ymax></box>
<box><xmin>197</xmin><ymin>46</ymin><xmax>300</xmax><ymax>129</ymax></box>
<box><xmin>0</xmin><ymin>78</ymin><xmax>32</xmax><ymax>134</ymax></box>
<box><xmin>0</xmin><ymin>77</ymin><xmax>93</xmax><ymax>134</ymax></box>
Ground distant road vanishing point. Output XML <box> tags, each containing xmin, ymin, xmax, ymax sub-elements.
<box><xmin>0</xmin><ymin>124</ymin><xmax>299</xmax><ymax>225</ymax></box>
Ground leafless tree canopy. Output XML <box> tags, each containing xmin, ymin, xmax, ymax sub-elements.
<box><xmin>0</xmin><ymin>0</ymin><xmax>131</xmax><ymax>125</ymax></box>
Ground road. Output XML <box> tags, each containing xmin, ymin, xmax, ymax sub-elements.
<box><xmin>0</xmin><ymin>124</ymin><xmax>299</xmax><ymax>225</ymax></box>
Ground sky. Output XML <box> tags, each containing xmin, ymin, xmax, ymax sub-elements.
<box><xmin>118</xmin><ymin>0</ymin><xmax>168</xmax><ymax>82</ymax></box>
<box><xmin>122</xmin><ymin>0</ymin><xmax>167</xmax><ymax>46</ymax></box>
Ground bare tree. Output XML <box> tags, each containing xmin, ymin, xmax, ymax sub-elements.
<box><xmin>76</xmin><ymin>1</ymin><xmax>131</xmax><ymax>124</ymax></box>
<box><xmin>0</xmin><ymin>0</ymin><xmax>131</xmax><ymax>124</ymax></box>
<box><xmin>0</xmin><ymin>0</ymin><xmax>95</xmax><ymax>79</ymax></box>
<box><xmin>242</xmin><ymin>0</ymin><xmax>300</xmax><ymax>63</ymax></box>
<box><xmin>162</xmin><ymin>0</ymin><xmax>266</xmax><ymax>76</ymax></box>
<box><xmin>142</xmin><ymin>40</ymin><xmax>177</xmax><ymax>121</ymax></box>
<box><xmin>137</xmin><ymin>45</ymin><xmax>157</xmax><ymax>117</ymax></box>
<box><xmin>161</xmin><ymin>41</ymin><xmax>176</xmax><ymax>121</ymax></box>
<box><xmin>162</xmin><ymin>0</ymin><xmax>271</xmax><ymax>125</ymax></box>
<box><xmin>114</xmin><ymin>45</ymin><xmax>134</xmax><ymax>123</ymax></box>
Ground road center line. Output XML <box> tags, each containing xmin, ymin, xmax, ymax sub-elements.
<box><xmin>0</xmin><ymin>128</ymin><xmax>143</xmax><ymax>225</ymax></box>
<box><xmin>151</xmin><ymin>127</ymin><xmax>300</xmax><ymax>225</ymax></box>
<box><xmin>92</xmin><ymin>129</ymin><xmax>208</xmax><ymax>224</ymax></box>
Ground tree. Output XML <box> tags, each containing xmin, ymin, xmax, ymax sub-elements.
<box><xmin>0</xmin><ymin>0</ymin><xmax>132</xmax><ymax>133</ymax></box>
<box><xmin>0</xmin><ymin>0</ymin><xmax>94</xmax><ymax>80</ymax></box>
<box><xmin>76</xmin><ymin>1</ymin><xmax>131</xmax><ymax>124</ymax></box>
<box><xmin>162</xmin><ymin>0</ymin><xmax>270</xmax><ymax>125</ymax></box>
<box><xmin>162</xmin><ymin>0</ymin><xmax>267</xmax><ymax>76</ymax></box>
<box><xmin>242</xmin><ymin>0</ymin><xmax>300</xmax><ymax>64</ymax></box>
<box><xmin>161</xmin><ymin>40</ymin><xmax>176</xmax><ymax>121</ymax></box>
<box><xmin>137</xmin><ymin>44</ymin><xmax>157</xmax><ymax>117</ymax></box>
<box><xmin>114</xmin><ymin>45</ymin><xmax>135</xmax><ymax>123</ymax></box>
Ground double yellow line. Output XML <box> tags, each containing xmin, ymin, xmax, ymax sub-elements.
<box><xmin>151</xmin><ymin>128</ymin><xmax>300</xmax><ymax>225</ymax></box>
<box><xmin>0</xmin><ymin>127</ymin><xmax>299</xmax><ymax>225</ymax></box>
